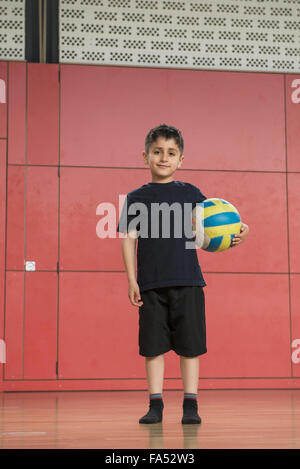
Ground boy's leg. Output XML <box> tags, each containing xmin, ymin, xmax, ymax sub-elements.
<box><xmin>180</xmin><ymin>356</ymin><xmax>199</xmax><ymax>394</ymax></box>
<box><xmin>167</xmin><ymin>285</ymin><xmax>206</xmax><ymax>424</ymax></box>
<box><xmin>139</xmin><ymin>354</ymin><xmax>165</xmax><ymax>424</ymax></box>
<box><xmin>180</xmin><ymin>355</ymin><xmax>201</xmax><ymax>424</ymax></box>
<box><xmin>138</xmin><ymin>288</ymin><xmax>172</xmax><ymax>424</ymax></box>
<box><xmin>145</xmin><ymin>354</ymin><xmax>165</xmax><ymax>394</ymax></box>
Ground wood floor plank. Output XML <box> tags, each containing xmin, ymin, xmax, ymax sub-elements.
<box><xmin>0</xmin><ymin>390</ymin><xmax>300</xmax><ymax>449</ymax></box>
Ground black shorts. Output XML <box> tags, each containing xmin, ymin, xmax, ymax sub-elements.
<box><xmin>138</xmin><ymin>285</ymin><xmax>207</xmax><ymax>358</ymax></box>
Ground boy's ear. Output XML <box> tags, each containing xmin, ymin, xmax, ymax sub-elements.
<box><xmin>142</xmin><ymin>151</ymin><xmax>148</xmax><ymax>164</ymax></box>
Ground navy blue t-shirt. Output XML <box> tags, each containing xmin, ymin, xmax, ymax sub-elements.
<box><xmin>117</xmin><ymin>180</ymin><xmax>207</xmax><ymax>292</ymax></box>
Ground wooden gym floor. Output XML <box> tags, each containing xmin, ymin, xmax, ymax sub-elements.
<box><xmin>0</xmin><ymin>389</ymin><xmax>300</xmax><ymax>449</ymax></box>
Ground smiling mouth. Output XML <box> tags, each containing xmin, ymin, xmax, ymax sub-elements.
<box><xmin>157</xmin><ymin>165</ymin><xmax>169</xmax><ymax>168</ymax></box>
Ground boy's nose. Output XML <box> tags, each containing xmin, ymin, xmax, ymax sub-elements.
<box><xmin>159</xmin><ymin>155</ymin><xmax>169</xmax><ymax>161</ymax></box>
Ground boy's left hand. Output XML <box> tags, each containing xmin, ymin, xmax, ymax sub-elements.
<box><xmin>231</xmin><ymin>222</ymin><xmax>249</xmax><ymax>247</ymax></box>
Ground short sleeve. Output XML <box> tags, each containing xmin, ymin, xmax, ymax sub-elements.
<box><xmin>117</xmin><ymin>193</ymin><xmax>141</xmax><ymax>234</ymax></box>
<box><xmin>190</xmin><ymin>185</ymin><xmax>207</xmax><ymax>209</ymax></box>
<box><xmin>196</xmin><ymin>188</ymin><xmax>207</xmax><ymax>203</ymax></box>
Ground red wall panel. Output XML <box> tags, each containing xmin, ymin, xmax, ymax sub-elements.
<box><xmin>8</xmin><ymin>62</ymin><xmax>26</xmax><ymax>164</ymax></box>
<box><xmin>58</xmin><ymin>272</ymin><xmax>144</xmax><ymax>379</ymax></box>
<box><xmin>59</xmin><ymin>166</ymin><xmax>138</xmax><ymax>271</ymax></box>
<box><xmin>4</xmin><ymin>271</ymin><xmax>58</xmax><ymax>381</ymax></box>
<box><xmin>0</xmin><ymin>61</ymin><xmax>7</xmax><ymax>138</ymax></box>
<box><xmin>291</xmin><ymin>275</ymin><xmax>300</xmax><ymax>378</ymax></box>
<box><xmin>26</xmin><ymin>166</ymin><xmax>58</xmax><ymax>270</ymax></box>
<box><xmin>60</xmin><ymin>65</ymin><xmax>285</xmax><ymax>172</ymax></box>
<box><xmin>6</xmin><ymin>165</ymin><xmax>25</xmax><ymax>270</ymax></box>
<box><xmin>23</xmin><ymin>272</ymin><xmax>57</xmax><ymax>379</ymax></box>
<box><xmin>199</xmin><ymin>273</ymin><xmax>291</xmax><ymax>378</ymax></box>
<box><xmin>4</xmin><ymin>272</ymin><xmax>24</xmax><ymax>379</ymax></box>
<box><xmin>286</xmin><ymin>75</ymin><xmax>300</xmax><ymax>172</ymax></box>
<box><xmin>288</xmin><ymin>173</ymin><xmax>300</xmax><ymax>273</ymax></box>
<box><xmin>6</xmin><ymin>166</ymin><xmax>58</xmax><ymax>271</ymax></box>
<box><xmin>27</xmin><ymin>63</ymin><xmax>59</xmax><ymax>165</ymax></box>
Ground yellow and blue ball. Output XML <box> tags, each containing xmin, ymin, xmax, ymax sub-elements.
<box><xmin>195</xmin><ymin>198</ymin><xmax>241</xmax><ymax>252</ymax></box>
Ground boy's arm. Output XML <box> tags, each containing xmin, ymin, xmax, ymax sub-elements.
<box><xmin>121</xmin><ymin>230</ymin><xmax>137</xmax><ymax>283</ymax></box>
<box><xmin>231</xmin><ymin>222</ymin><xmax>249</xmax><ymax>247</ymax></box>
<box><xmin>121</xmin><ymin>230</ymin><xmax>143</xmax><ymax>307</ymax></box>
<box><xmin>200</xmin><ymin>224</ymin><xmax>249</xmax><ymax>250</ymax></box>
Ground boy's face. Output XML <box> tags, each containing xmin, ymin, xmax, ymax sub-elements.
<box><xmin>142</xmin><ymin>136</ymin><xmax>184</xmax><ymax>182</ymax></box>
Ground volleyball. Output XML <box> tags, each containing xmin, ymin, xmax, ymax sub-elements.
<box><xmin>192</xmin><ymin>198</ymin><xmax>241</xmax><ymax>252</ymax></box>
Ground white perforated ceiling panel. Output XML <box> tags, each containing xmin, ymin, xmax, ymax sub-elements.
<box><xmin>59</xmin><ymin>0</ymin><xmax>300</xmax><ymax>73</ymax></box>
<box><xmin>0</xmin><ymin>0</ymin><xmax>25</xmax><ymax>61</ymax></box>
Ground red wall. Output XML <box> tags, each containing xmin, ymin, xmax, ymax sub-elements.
<box><xmin>0</xmin><ymin>61</ymin><xmax>300</xmax><ymax>392</ymax></box>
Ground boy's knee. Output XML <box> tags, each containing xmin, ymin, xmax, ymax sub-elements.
<box><xmin>145</xmin><ymin>353</ymin><xmax>165</xmax><ymax>360</ymax></box>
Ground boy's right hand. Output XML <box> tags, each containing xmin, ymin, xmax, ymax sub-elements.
<box><xmin>128</xmin><ymin>280</ymin><xmax>143</xmax><ymax>307</ymax></box>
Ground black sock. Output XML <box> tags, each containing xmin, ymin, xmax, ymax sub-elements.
<box><xmin>184</xmin><ymin>393</ymin><xmax>197</xmax><ymax>400</ymax></box>
<box><xmin>149</xmin><ymin>393</ymin><xmax>163</xmax><ymax>400</ymax></box>
<box><xmin>181</xmin><ymin>394</ymin><xmax>201</xmax><ymax>424</ymax></box>
<box><xmin>139</xmin><ymin>394</ymin><xmax>164</xmax><ymax>424</ymax></box>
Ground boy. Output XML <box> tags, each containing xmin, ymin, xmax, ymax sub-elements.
<box><xmin>117</xmin><ymin>124</ymin><xmax>249</xmax><ymax>425</ymax></box>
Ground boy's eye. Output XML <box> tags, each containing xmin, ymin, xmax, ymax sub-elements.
<box><xmin>154</xmin><ymin>150</ymin><xmax>175</xmax><ymax>155</ymax></box>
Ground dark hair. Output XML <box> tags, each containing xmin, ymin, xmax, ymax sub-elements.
<box><xmin>145</xmin><ymin>124</ymin><xmax>184</xmax><ymax>157</ymax></box>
